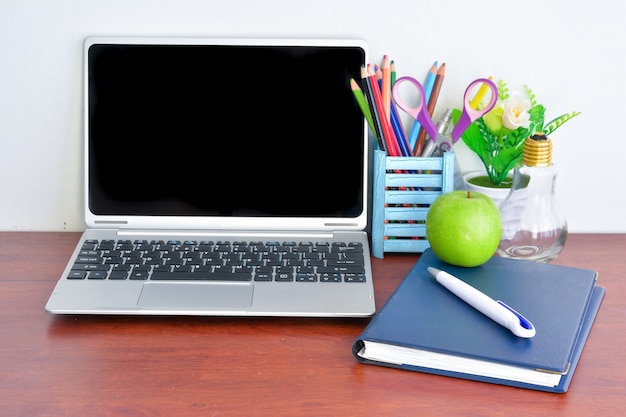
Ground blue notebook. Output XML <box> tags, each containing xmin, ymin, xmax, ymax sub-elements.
<box><xmin>353</xmin><ymin>249</ymin><xmax>605</xmax><ymax>393</ymax></box>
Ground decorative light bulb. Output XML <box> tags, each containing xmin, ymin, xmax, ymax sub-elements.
<box><xmin>497</xmin><ymin>133</ymin><xmax>567</xmax><ymax>263</ymax></box>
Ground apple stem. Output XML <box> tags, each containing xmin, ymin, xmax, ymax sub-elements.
<box><xmin>467</xmin><ymin>191</ymin><xmax>471</xmax><ymax>199</ymax></box>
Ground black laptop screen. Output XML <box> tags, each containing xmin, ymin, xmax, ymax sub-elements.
<box><xmin>87</xmin><ymin>41</ymin><xmax>367</xmax><ymax>218</ymax></box>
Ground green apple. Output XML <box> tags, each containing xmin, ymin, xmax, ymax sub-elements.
<box><xmin>426</xmin><ymin>191</ymin><xmax>502</xmax><ymax>267</ymax></box>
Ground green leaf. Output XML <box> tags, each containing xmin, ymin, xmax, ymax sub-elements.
<box><xmin>491</xmin><ymin>146</ymin><xmax>522</xmax><ymax>174</ymax></box>
<box><xmin>527</xmin><ymin>104</ymin><xmax>546</xmax><ymax>133</ymax></box>
<box><xmin>464</xmin><ymin>122</ymin><xmax>491</xmax><ymax>159</ymax></box>
<box><xmin>543</xmin><ymin>111</ymin><xmax>581</xmax><ymax>136</ymax></box>
<box><xmin>503</xmin><ymin>127</ymin><xmax>527</xmax><ymax>149</ymax></box>
<box><xmin>525</xmin><ymin>85</ymin><xmax>538</xmax><ymax>107</ymax></box>
<box><xmin>497</xmin><ymin>80</ymin><xmax>509</xmax><ymax>101</ymax></box>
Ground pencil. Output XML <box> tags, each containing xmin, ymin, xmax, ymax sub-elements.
<box><xmin>469</xmin><ymin>75</ymin><xmax>494</xmax><ymax>110</ymax></box>
<box><xmin>427</xmin><ymin>63</ymin><xmax>445</xmax><ymax>117</ymax></box>
<box><xmin>360</xmin><ymin>66</ymin><xmax>386</xmax><ymax>152</ymax></box>
<box><xmin>389</xmin><ymin>59</ymin><xmax>408</xmax><ymax>151</ymax></box>
<box><xmin>408</xmin><ymin>62</ymin><xmax>437</xmax><ymax>152</ymax></box>
<box><xmin>350</xmin><ymin>78</ymin><xmax>378</xmax><ymax>143</ymax></box>
<box><xmin>368</xmin><ymin>64</ymin><xmax>400</xmax><ymax>156</ymax></box>
<box><xmin>381</xmin><ymin>55</ymin><xmax>391</xmax><ymax>123</ymax></box>
<box><xmin>375</xmin><ymin>67</ymin><xmax>410</xmax><ymax>157</ymax></box>
<box><xmin>390</xmin><ymin>102</ymin><xmax>410</xmax><ymax>156</ymax></box>
<box><xmin>414</xmin><ymin>63</ymin><xmax>445</xmax><ymax>156</ymax></box>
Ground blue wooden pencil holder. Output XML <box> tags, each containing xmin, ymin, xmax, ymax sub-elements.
<box><xmin>372</xmin><ymin>149</ymin><xmax>455</xmax><ymax>258</ymax></box>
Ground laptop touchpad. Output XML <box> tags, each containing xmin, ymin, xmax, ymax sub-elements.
<box><xmin>137</xmin><ymin>282</ymin><xmax>254</xmax><ymax>310</ymax></box>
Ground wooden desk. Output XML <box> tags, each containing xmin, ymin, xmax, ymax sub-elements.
<box><xmin>1</xmin><ymin>232</ymin><xmax>624</xmax><ymax>416</ymax></box>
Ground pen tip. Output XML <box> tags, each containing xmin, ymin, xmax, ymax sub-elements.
<box><xmin>427</xmin><ymin>267</ymin><xmax>441</xmax><ymax>277</ymax></box>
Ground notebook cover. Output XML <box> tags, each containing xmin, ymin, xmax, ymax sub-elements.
<box><xmin>353</xmin><ymin>249</ymin><xmax>604</xmax><ymax>392</ymax></box>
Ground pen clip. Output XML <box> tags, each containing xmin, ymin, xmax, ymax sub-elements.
<box><xmin>497</xmin><ymin>301</ymin><xmax>536</xmax><ymax>338</ymax></box>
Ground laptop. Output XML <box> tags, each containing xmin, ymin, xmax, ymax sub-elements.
<box><xmin>45</xmin><ymin>36</ymin><xmax>376</xmax><ymax>317</ymax></box>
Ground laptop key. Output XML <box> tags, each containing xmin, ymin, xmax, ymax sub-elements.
<box><xmin>108</xmin><ymin>270</ymin><xmax>129</xmax><ymax>280</ymax></box>
<box><xmin>71</xmin><ymin>263</ymin><xmax>108</xmax><ymax>271</ymax></box>
<box><xmin>296</xmin><ymin>272</ymin><xmax>318</xmax><ymax>282</ymax></box>
<box><xmin>88</xmin><ymin>271</ymin><xmax>107</xmax><ymax>279</ymax></box>
<box><xmin>254</xmin><ymin>272</ymin><xmax>273</xmax><ymax>281</ymax></box>
<box><xmin>75</xmin><ymin>256</ymin><xmax>103</xmax><ymax>264</ymax></box>
<box><xmin>67</xmin><ymin>271</ymin><xmax>87</xmax><ymax>279</ymax></box>
<box><xmin>320</xmin><ymin>273</ymin><xmax>342</xmax><ymax>283</ymax></box>
<box><xmin>326</xmin><ymin>258</ymin><xmax>364</xmax><ymax>267</ymax></box>
<box><xmin>150</xmin><ymin>271</ymin><xmax>252</xmax><ymax>281</ymax></box>
<box><xmin>275</xmin><ymin>273</ymin><xmax>293</xmax><ymax>282</ymax></box>
<box><xmin>129</xmin><ymin>270</ymin><xmax>150</xmax><ymax>280</ymax></box>
<box><xmin>344</xmin><ymin>273</ymin><xmax>366</xmax><ymax>283</ymax></box>
<box><xmin>318</xmin><ymin>265</ymin><xmax>365</xmax><ymax>274</ymax></box>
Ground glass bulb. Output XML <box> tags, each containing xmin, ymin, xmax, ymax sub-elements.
<box><xmin>497</xmin><ymin>134</ymin><xmax>567</xmax><ymax>263</ymax></box>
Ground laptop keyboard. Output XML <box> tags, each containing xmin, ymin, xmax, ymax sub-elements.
<box><xmin>67</xmin><ymin>239</ymin><xmax>367</xmax><ymax>283</ymax></box>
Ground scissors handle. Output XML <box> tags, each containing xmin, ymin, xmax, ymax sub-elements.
<box><xmin>392</xmin><ymin>76</ymin><xmax>438</xmax><ymax>141</ymax></box>
<box><xmin>451</xmin><ymin>78</ymin><xmax>498</xmax><ymax>142</ymax></box>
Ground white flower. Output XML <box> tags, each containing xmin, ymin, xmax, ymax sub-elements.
<box><xmin>501</xmin><ymin>92</ymin><xmax>531</xmax><ymax>130</ymax></box>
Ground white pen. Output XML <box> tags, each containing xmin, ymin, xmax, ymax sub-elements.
<box><xmin>427</xmin><ymin>267</ymin><xmax>536</xmax><ymax>338</ymax></box>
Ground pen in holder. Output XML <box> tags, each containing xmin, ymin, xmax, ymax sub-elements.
<box><xmin>372</xmin><ymin>149</ymin><xmax>455</xmax><ymax>258</ymax></box>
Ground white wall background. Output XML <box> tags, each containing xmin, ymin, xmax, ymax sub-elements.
<box><xmin>1</xmin><ymin>0</ymin><xmax>624</xmax><ymax>232</ymax></box>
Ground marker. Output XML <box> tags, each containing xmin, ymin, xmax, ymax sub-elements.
<box><xmin>427</xmin><ymin>267</ymin><xmax>536</xmax><ymax>338</ymax></box>
<box><xmin>421</xmin><ymin>108</ymin><xmax>453</xmax><ymax>157</ymax></box>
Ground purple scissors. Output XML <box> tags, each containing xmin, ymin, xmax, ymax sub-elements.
<box><xmin>392</xmin><ymin>77</ymin><xmax>498</xmax><ymax>145</ymax></box>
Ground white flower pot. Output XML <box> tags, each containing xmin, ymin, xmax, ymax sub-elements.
<box><xmin>462</xmin><ymin>171</ymin><xmax>512</xmax><ymax>208</ymax></box>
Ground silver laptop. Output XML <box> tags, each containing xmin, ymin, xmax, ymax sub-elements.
<box><xmin>45</xmin><ymin>36</ymin><xmax>375</xmax><ymax>317</ymax></box>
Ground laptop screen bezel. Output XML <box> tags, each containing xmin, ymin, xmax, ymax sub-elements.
<box><xmin>83</xmin><ymin>36</ymin><xmax>370</xmax><ymax>232</ymax></box>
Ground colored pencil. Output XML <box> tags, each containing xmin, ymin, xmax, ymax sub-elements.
<box><xmin>360</xmin><ymin>66</ymin><xmax>386</xmax><ymax>152</ymax></box>
<box><xmin>376</xmin><ymin>68</ymin><xmax>410</xmax><ymax>157</ymax></box>
<box><xmin>381</xmin><ymin>55</ymin><xmax>391</xmax><ymax>123</ymax></box>
<box><xmin>414</xmin><ymin>63</ymin><xmax>446</xmax><ymax>156</ymax></box>
<box><xmin>427</xmin><ymin>63</ymin><xmax>446</xmax><ymax>117</ymax></box>
<box><xmin>470</xmin><ymin>75</ymin><xmax>494</xmax><ymax>110</ymax></box>
<box><xmin>350</xmin><ymin>78</ymin><xmax>377</xmax><ymax>140</ymax></box>
<box><xmin>368</xmin><ymin>64</ymin><xmax>400</xmax><ymax>156</ymax></box>
<box><xmin>408</xmin><ymin>62</ymin><xmax>437</xmax><ymax>152</ymax></box>
<box><xmin>390</xmin><ymin>104</ymin><xmax>410</xmax><ymax>156</ymax></box>
<box><xmin>389</xmin><ymin>59</ymin><xmax>408</xmax><ymax>151</ymax></box>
